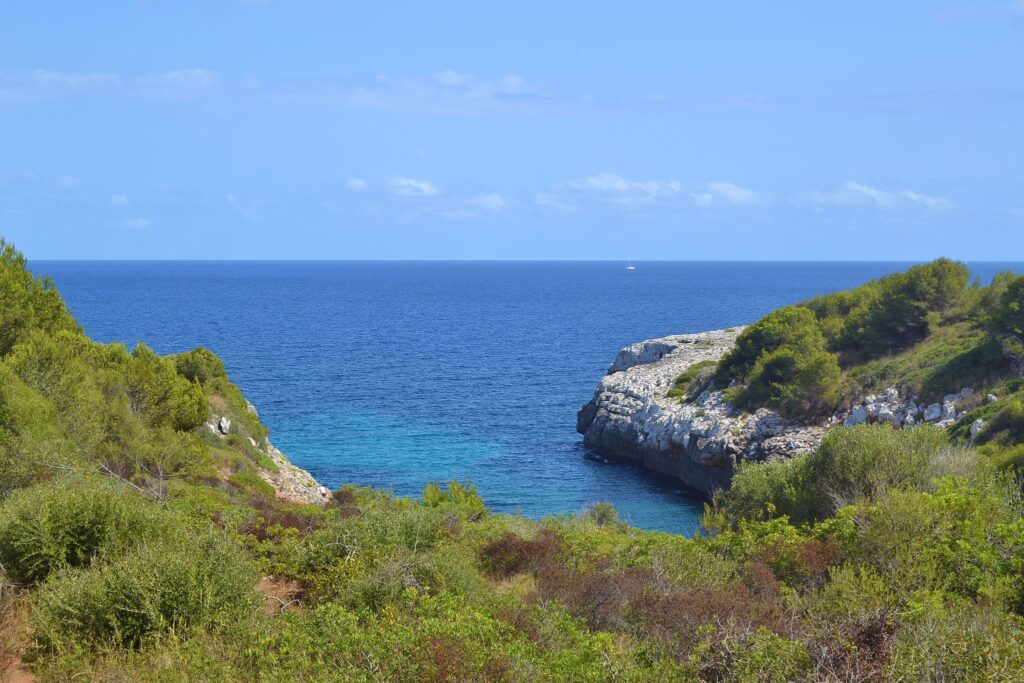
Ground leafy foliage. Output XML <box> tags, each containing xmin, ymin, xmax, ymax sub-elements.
<box><xmin>1</xmin><ymin>240</ymin><xmax>1023</xmax><ymax>680</ymax></box>
<box><xmin>991</xmin><ymin>274</ymin><xmax>1024</xmax><ymax>338</ymax></box>
<box><xmin>31</xmin><ymin>532</ymin><xmax>259</xmax><ymax>652</ymax></box>
<box><xmin>715</xmin><ymin>259</ymin><xmax>1014</xmax><ymax>420</ymax></box>
<box><xmin>668</xmin><ymin>359</ymin><xmax>717</xmax><ymax>401</ymax></box>
<box><xmin>172</xmin><ymin>347</ymin><xmax>227</xmax><ymax>384</ymax></box>
<box><xmin>716</xmin><ymin>306</ymin><xmax>842</xmax><ymax>417</ymax></box>
<box><xmin>0</xmin><ymin>479</ymin><xmax>171</xmax><ymax>584</ymax></box>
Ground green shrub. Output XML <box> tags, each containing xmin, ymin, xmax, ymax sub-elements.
<box><xmin>172</xmin><ymin>347</ymin><xmax>227</xmax><ymax>384</ymax></box>
<box><xmin>741</xmin><ymin>347</ymin><xmax>842</xmax><ymax>417</ymax></box>
<box><xmin>690</xmin><ymin>627</ymin><xmax>812</xmax><ymax>683</ymax></box>
<box><xmin>978</xmin><ymin>399</ymin><xmax>1024</xmax><ymax>446</ymax></box>
<box><xmin>422</xmin><ymin>481</ymin><xmax>487</xmax><ymax>517</ymax></box>
<box><xmin>124</xmin><ymin>344</ymin><xmax>208</xmax><ymax>432</ymax></box>
<box><xmin>717</xmin><ymin>454</ymin><xmax>816</xmax><ymax>524</ymax></box>
<box><xmin>846</xmin><ymin>479</ymin><xmax>1024</xmax><ymax>602</ymax></box>
<box><xmin>716</xmin><ymin>307</ymin><xmax>842</xmax><ymax>418</ymax></box>
<box><xmin>0</xmin><ymin>240</ymin><xmax>79</xmax><ymax>356</ymax></box>
<box><xmin>668</xmin><ymin>359</ymin><xmax>717</xmax><ymax>401</ymax></box>
<box><xmin>716</xmin><ymin>306</ymin><xmax>825</xmax><ymax>386</ymax></box>
<box><xmin>715</xmin><ymin>260</ymin><xmax>974</xmax><ymax>419</ymax></box>
<box><xmin>0</xmin><ymin>480</ymin><xmax>171</xmax><ymax>584</ymax></box>
<box><xmin>835</xmin><ymin>258</ymin><xmax>970</xmax><ymax>358</ymax></box>
<box><xmin>228</xmin><ymin>469</ymin><xmax>276</xmax><ymax>497</ymax></box>
<box><xmin>0</xmin><ymin>364</ymin><xmax>68</xmax><ymax>493</ymax></box>
<box><xmin>805</xmin><ymin>424</ymin><xmax>953</xmax><ymax>513</ymax></box>
<box><xmin>31</xmin><ymin>532</ymin><xmax>259</xmax><ymax>652</ymax></box>
<box><xmin>719</xmin><ymin>425</ymin><xmax>975</xmax><ymax>525</ymax></box>
<box><xmin>991</xmin><ymin>274</ymin><xmax>1024</xmax><ymax>338</ymax></box>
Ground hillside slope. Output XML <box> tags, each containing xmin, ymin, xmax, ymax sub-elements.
<box><xmin>580</xmin><ymin>260</ymin><xmax>1024</xmax><ymax>492</ymax></box>
<box><xmin>3</xmin><ymin>243</ymin><xmax>1024</xmax><ymax>682</ymax></box>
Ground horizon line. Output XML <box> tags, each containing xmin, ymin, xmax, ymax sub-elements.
<box><xmin>29</xmin><ymin>258</ymin><xmax>1024</xmax><ymax>264</ymax></box>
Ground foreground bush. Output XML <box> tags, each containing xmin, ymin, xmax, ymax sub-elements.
<box><xmin>0</xmin><ymin>479</ymin><xmax>171</xmax><ymax>584</ymax></box>
<box><xmin>719</xmin><ymin>425</ymin><xmax>989</xmax><ymax>524</ymax></box>
<box><xmin>31</xmin><ymin>532</ymin><xmax>259</xmax><ymax>652</ymax></box>
<box><xmin>0</xmin><ymin>239</ymin><xmax>1022</xmax><ymax>680</ymax></box>
<box><xmin>717</xmin><ymin>258</ymin><xmax>978</xmax><ymax>419</ymax></box>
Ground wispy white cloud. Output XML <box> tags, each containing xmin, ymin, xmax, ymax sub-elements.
<box><xmin>110</xmin><ymin>193</ymin><xmax>129</xmax><ymax>206</ymax></box>
<box><xmin>386</xmin><ymin>176</ymin><xmax>438</xmax><ymax>197</ymax></box>
<box><xmin>0</xmin><ymin>69</ymin><xmax>219</xmax><ymax>102</ymax></box>
<box><xmin>345</xmin><ymin>177</ymin><xmax>369</xmax><ymax>193</ymax></box>
<box><xmin>563</xmin><ymin>173</ymin><xmax>682</xmax><ymax>204</ymax></box>
<box><xmin>263</xmin><ymin>70</ymin><xmax>547</xmax><ymax>115</ymax></box>
<box><xmin>546</xmin><ymin>174</ymin><xmax>768</xmax><ymax>211</ymax></box>
<box><xmin>796</xmin><ymin>181</ymin><xmax>950</xmax><ymax>210</ymax></box>
<box><xmin>56</xmin><ymin>175</ymin><xmax>82</xmax><ymax>189</ymax></box>
<box><xmin>5</xmin><ymin>68</ymin><xmax>1013</xmax><ymax>119</ymax></box>
<box><xmin>136</xmin><ymin>69</ymin><xmax>219</xmax><ymax>99</ymax></box>
<box><xmin>691</xmin><ymin>181</ymin><xmax>764</xmax><ymax>208</ymax></box>
<box><xmin>466</xmin><ymin>192</ymin><xmax>506</xmax><ymax>212</ymax></box>
<box><xmin>533</xmin><ymin>192</ymin><xmax>579</xmax><ymax>214</ymax></box>
<box><xmin>122</xmin><ymin>217</ymin><xmax>150</xmax><ymax>229</ymax></box>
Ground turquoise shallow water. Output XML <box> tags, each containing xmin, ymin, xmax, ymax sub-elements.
<box><xmin>32</xmin><ymin>260</ymin><xmax>1022</xmax><ymax>534</ymax></box>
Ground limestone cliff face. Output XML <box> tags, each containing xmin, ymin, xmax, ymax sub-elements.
<box><xmin>576</xmin><ymin>330</ymin><xmax>827</xmax><ymax>494</ymax></box>
<box><xmin>205</xmin><ymin>405</ymin><xmax>324</xmax><ymax>506</ymax></box>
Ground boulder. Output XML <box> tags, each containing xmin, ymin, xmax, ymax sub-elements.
<box><xmin>577</xmin><ymin>328</ymin><xmax>827</xmax><ymax>494</ymax></box>
<box><xmin>923</xmin><ymin>403</ymin><xmax>942</xmax><ymax>422</ymax></box>
<box><xmin>987</xmin><ymin>394</ymin><xmax>999</xmax><ymax>404</ymax></box>
<box><xmin>970</xmin><ymin>418</ymin><xmax>987</xmax><ymax>439</ymax></box>
<box><xmin>875</xmin><ymin>406</ymin><xmax>902</xmax><ymax>426</ymax></box>
<box><xmin>941</xmin><ymin>401</ymin><xmax>957</xmax><ymax>422</ymax></box>
<box><xmin>218</xmin><ymin>416</ymin><xmax>231</xmax><ymax>435</ymax></box>
<box><xmin>844</xmin><ymin>405</ymin><xmax>868</xmax><ymax>427</ymax></box>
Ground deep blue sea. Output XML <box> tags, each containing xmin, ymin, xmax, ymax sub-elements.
<box><xmin>31</xmin><ymin>261</ymin><xmax>1022</xmax><ymax>534</ymax></box>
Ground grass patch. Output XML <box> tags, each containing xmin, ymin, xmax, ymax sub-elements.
<box><xmin>844</xmin><ymin>322</ymin><xmax>1009</xmax><ymax>404</ymax></box>
<box><xmin>667</xmin><ymin>360</ymin><xmax>718</xmax><ymax>402</ymax></box>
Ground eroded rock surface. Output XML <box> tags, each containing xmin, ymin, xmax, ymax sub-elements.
<box><xmin>577</xmin><ymin>330</ymin><xmax>827</xmax><ymax>494</ymax></box>
<box><xmin>205</xmin><ymin>413</ymin><xmax>323</xmax><ymax>505</ymax></box>
<box><xmin>578</xmin><ymin>330</ymin><xmax>981</xmax><ymax>495</ymax></box>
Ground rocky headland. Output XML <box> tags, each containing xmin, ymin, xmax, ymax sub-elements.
<box><xmin>205</xmin><ymin>405</ymin><xmax>324</xmax><ymax>506</ymax></box>
<box><xmin>577</xmin><ymin>329</ymin><xmax>984</xmax><ymax>494</ymax></box>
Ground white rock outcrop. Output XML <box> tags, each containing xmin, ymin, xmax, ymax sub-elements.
<box><xmin>577</xmin><ymin>330</ymin><xmax>827</xmax><ymax>494</ymax></box>
<box><xmin>578</xmin><ymin>329</ymin><xmax>981</xmax><ymax>494</ymax></box>
<box><xmin>205</xmin><ymin>411</ymin><xmax>323</xmax><ymax>505</ymax></box>
<box><xmin>923</xmin><ymin>403</ymin><xmax>943</xmax><ymax>422</ymax></box>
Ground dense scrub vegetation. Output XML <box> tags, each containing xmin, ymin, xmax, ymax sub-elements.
<box><xmin>2</xmin><ymin>240</ymin><xmax>1024</xmax><ymax>681</ymax></box>
<box><xmin>714</xmin><ymin>258</ymin><xmax>1024</xmax><ymax>421</ymax></box>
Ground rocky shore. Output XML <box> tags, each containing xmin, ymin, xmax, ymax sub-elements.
<box><xmin>206</xmin><ymin>408</ymin><xmax>324</xmax><ymax>506</ymax></box>
<box><xmin>577</xmin><ymin>330</ymin><xmax>983</xmax><ymax>494</ymax></box>
<box><xmin>577</xmin><ymin>329</ymin><xmax>826</xmax><ymax>494</ymax></box>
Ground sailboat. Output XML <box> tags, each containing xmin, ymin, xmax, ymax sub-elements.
<box><xmin>626</xmin><ymin>256</ymin><xmax>637</xmax><ymax>270</ymax></box>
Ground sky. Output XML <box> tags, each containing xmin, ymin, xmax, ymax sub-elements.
<box><xmin>0</xmin><ymin>1</ymin><xmax>1022</xmax><ymax>260</ymax></box>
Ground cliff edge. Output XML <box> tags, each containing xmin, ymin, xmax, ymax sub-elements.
<box><xmin>577</xmin><ymin>329</ymin><xmax>827</xmax><ymax>494</ymax></box>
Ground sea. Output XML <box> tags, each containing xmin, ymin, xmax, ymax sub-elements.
<box><xmin>31</xmin><ymin>261</ymin><xmax>1022</xmax><ymax>535</ymax></box>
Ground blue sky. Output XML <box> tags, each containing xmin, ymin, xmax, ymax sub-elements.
<box><xmin>1</xmin><ymin>1</ymin><xmax>1022</xmax><ymax>260</ymax></box>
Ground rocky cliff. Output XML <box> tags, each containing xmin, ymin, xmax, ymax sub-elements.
<box><xmin>578</xmin><ymin>330</ymin><xmax>987</xmax><ymax>495</ymax></box>
<box><xmin>205</xmin><ymin>405</ymin><xmax>324</xmax><ymax>506</ymax></box>
<box><xmin>577</xmin><ymin>330</ymin><xmax>827</xmax><ymax>494</ymax></box>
